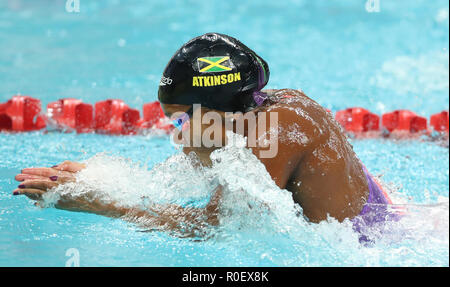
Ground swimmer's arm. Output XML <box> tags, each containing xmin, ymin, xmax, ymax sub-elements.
<box><xmin>250</xmin><ymin>106</ymin><xmax>314</xmax><ymax>189</ymax></box>
<box><xmin>52</xmin><ymin>197</ymin><xmax>216</xmax><ymax>227</ymax></box>
<box><xmin>52</xmin><ymin>185</ymin><xmax>223</xmax><ymax>234</ymax></box>
<box><xmin>17</xmin><ymin>188</ymin><xmax>221</xmax><ymax>233</ymax></box>
<box><xmin>124</xmin><ymin>186</ymin><xmax>222</xmax><ymax>230</ymax></box>
<box><xmin>15</xmin><ymin>161</ymin><xmax>222</xmax><ymax>232</ymax></box>
<box><xmin>34</xmin><ymin>188</ymin><xmax>221</xmax><ymax>231</ymax></box>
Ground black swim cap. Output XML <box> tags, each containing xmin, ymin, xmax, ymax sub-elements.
<box><xmin>158</xmin><ymin>33</ymin><xmax>270</xmax><ymax>113</ymax></box>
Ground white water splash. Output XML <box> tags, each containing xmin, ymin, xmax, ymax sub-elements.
<box><xmin>43</xmin><ymin>132</ymin><xmax>449</xmax><ymax>266</ymax></box>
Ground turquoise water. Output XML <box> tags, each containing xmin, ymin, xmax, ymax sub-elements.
<box><xmin>0</xmin><ymin>0</ymin><xmax>449</xmax><ymax>266</ymax></box>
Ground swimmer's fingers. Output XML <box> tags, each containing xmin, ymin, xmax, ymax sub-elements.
<box><xmin>15</xmin><ymin>173</ymin><xmax>74</xmax><ymax>184</ymax></box>
<box><xmin>13</xmin><ymin>188</ymin><xmax>45</xmax><ymax>201</ymax></box>
<box><xmin>53</xmin><ymin>161</ymin><xmax>86</xmax><ymax>173</ymax></box>
<box><xmin>15</xmin><ymin>174</ymin><xmax>48</xmax><ymax>182</ymax></box>
<box><xmin>18</xmin><ymin>179</ymin><xmax>59</xmax><ymax>191</ymax></box>
<box><xmin>50</xmin><ymin>175</ymin><xmax>75</xmax><ymax>184</ymax></box>
<box><xmin>21</xmin><ymin>167</ymin><xmax>73</xmax><ymax>178</ymax></box>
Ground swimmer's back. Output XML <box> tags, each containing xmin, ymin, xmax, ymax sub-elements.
<box><xmin>254</xmin><ymin>89</ymin><xmax>369</xmax><ymax>222</ymax></box>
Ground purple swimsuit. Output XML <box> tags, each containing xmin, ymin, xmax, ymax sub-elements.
<box><xmin>352</xmin><ymin>166</ymin><xmax>399</xmax><ymax>243</ymax></box>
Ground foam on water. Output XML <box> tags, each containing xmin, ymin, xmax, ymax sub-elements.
<box><xmin>40</xmin><ymin>132</ymin><xmax>449</xmax><ymax>266</ymax></box>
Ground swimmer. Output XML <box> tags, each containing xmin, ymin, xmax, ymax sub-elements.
<box><xmin>13</xmin><ymin>33</ymin><xmax>393</xmax><ymax>235</ymax></box>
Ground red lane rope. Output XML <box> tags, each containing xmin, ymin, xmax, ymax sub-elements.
<box><xmin>1</xmin><ymin>95</ymin><xmax>449</xmax><ymax>138</ymax></box>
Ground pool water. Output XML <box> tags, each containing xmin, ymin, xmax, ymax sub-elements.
<box><xmin>0</xmin><ymin>0</ymin><xmax>449</xmax><ymax>266</ymax></box>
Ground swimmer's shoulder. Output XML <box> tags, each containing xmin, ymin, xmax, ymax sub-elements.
<box><xmin>258</xmin><ymin>88</ymin><xmax>333</xmax><ymax>141</ymax></box>
<box><xmin>263</xmin><ymin>88</ymin><xmax>308</xmax><ymax>102</ymax></box>
<box><xmin>261</xmin><ymin>88</ymin><xmax>325</xmax><ymax>118</ymax></box>
<box><xmin>262</xmin><ymin>89</ymin><xmax>323</xmax><ymax>112</ymax></box>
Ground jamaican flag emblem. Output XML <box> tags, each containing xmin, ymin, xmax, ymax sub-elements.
<box><xmin>197</xmin><ymin>56</ymin><xmax>234</xmax><ymax>73</ymax></box>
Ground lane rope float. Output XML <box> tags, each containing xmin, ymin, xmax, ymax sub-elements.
<box><xmin>1</xmin><ymin>95</ymin><xmax>448</xmax><ymax>140</ymax></box>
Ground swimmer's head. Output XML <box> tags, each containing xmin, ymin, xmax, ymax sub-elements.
<box><xmin>158</xmin><ymin>33</ymin><xmax>270</xmax><ymax>121</ymax></box>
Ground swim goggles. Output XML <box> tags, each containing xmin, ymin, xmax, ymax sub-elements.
<box><xmin>173</xmin><ymin>106</ymin><xmax>193</xmax><ymax>130</ymax></box>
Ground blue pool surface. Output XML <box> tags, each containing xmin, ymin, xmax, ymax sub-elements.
<box><xmin>0</xmin><ymin>0</ymin><xmax>449</xmax><ymax>266</ymax></box>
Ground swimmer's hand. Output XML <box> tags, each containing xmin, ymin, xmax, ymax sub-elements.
<box><xmin>13</xmin><ymin>161</ymin><xmax>223</xmax><ymax>235</ymax></box>
<box><xmin>13</xmin><ymin>160</ymin><xmax>129</xmax><ymax>216</ymax></box>
<box><xmin>13</xmin><ymin>161</ymin><xmax>109</xmax><ymax>214</ymax></box>
<box><xmin>13</xmin><ymin>161</ymin><xmax>86</xmax><ymax>201</ymax></box>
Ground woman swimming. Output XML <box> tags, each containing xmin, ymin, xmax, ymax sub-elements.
<box><xmin>13</xmin><ymin>33</ymin><xmax>393</xmax><ymax>236</ymax></box>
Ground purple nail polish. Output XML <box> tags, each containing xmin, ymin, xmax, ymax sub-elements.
<box><xmin>13</xmin><ymin>191</ymin><xmax>19</xmax><ymax>195</ymax></box>
<box><xmin>18</xmin><ymin>184</ymin><xmax>25</xmax><ymax>189</ymax></box>
<box><xmin>49</xmin><ymin>176</ymin><xmax>58</xmax><ymax>181</ymax></box>
<box><xmin>52</xmin><ymin>165</ymin><xmax>58</xmax><ymax>168</ymax></box>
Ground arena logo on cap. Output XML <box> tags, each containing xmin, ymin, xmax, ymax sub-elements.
<box><xmin>159</xmin><ymin>75</ymin><xmax>173</xmax><ymax>86</ymax></box>
<box><xmin>197</xmin><ymin>56</ymin><xmax>234</xmax><ymax>73</ymax></box>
